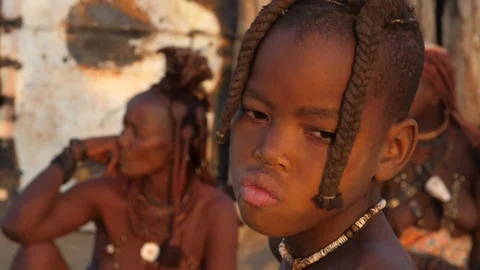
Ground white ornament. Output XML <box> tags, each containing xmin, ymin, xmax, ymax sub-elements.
<box><xmin>425</xmin><ymin>175</ymin><xmax>452</xmax><ymax>203</ymax></box>
<box><xmin>105</xmin><ymin>244</ymin><xmax>115</xmax><ymax>255</ymax></box>
<box><xmin>140</xmin><ymin>242</ymin><xmax>161</xmax><ymax>263</ymax></box>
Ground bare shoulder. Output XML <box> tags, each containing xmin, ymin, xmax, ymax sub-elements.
<box><xmin>67</xmin><ymin>175</ymin><xmax>128</xmax><ymax>202</ymax></box>
<box><xmin>356</xmin><ymin>242</ymin><xmax>415</xmax><ymax>270</ymax></box>
<box><xmin>196</xmin><ymin>182</ymin><xmax>236</xmax><ymax>218</ymax></box>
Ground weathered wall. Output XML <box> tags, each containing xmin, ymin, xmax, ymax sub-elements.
<box><xmin>442</xmin><ymin>0</ymin><xmax>480</xmax><ymax>125</ymax></box>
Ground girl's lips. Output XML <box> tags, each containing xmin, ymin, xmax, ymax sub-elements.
<box><xmin>239</xmin><ymin>184</ymin><xmax>280</xmax><ymax>207</ymax></box>
<box><xmin>238</xmin><ymin>172</ymin><xmax>281</xmax><ymax>207</ymax></box>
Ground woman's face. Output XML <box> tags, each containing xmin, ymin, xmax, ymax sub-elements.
<box><xmin>118</xmin><ymin>92</ymin><xmax>173</xmax><ymax>177</ymax></box>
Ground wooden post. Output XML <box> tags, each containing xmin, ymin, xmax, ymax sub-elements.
<box><xmin>0</xmin><ymin>0</ymin><xmax>21</xmax><ymax>217</ymax></box>
<box><xmin>443</xmin><ymin>0</ymin><xmax>480</xmax><ymax>125</ymax></box>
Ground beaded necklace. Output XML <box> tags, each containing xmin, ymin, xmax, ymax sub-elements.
<box><xmin>103</xmin><ymin>180</ymin><xmax>197</xmax><ymax>269</ymax></box>
<box><xmin>279</xmin><ymin>199</ymin><xmax>386</xmax><ymax>270</ymax></box>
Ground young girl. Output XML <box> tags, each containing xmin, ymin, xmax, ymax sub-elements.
<box><xmin>217</xmin><ymin>0</ymin><xmax>425</xmax><ymax>269</ymax></box>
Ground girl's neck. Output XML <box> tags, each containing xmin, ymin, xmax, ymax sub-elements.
<box><xmin>284</xmin><ymin>196</ymin><xmax>378</xmax><ymax>258</ymax></box>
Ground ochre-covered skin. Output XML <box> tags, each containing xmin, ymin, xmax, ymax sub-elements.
<box><xmin>383</xmin><ymin>44</ymin><xmax>480</xmax><ymax>270</ymax></box>
<box><xmin>223</xmin><ymin>0</ymin><xmax>425</xmax><ymax>269</ymax></box>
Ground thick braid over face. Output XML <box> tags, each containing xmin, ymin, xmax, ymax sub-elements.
<box><xmin>216</xmin><ymin>0</ymin><xmax>295</xmax><ymax>143</ymax></box>
<box><xmin>314</xmin><ymin>1</ymin><xmax>383</xmax><ymax>209</ymax></box>
<box><xmin>218</xmin><ymin>0</ymin><xmax>421</xmax><ymax>210</ymax></box>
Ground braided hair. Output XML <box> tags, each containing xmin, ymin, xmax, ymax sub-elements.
<box><xmin>217</xmin><ymin>0</ymin><xmax>424</xmax><ymax>210</ymax></box>
<box><xmin>151</xmin><ymin>46</ymin><xmax>215</xmax><ymax>185</ymax></box>
<box><xmin>126</xmin><ymin>47</ymin><xmax>215</xmax><ymax>267</ymax></box>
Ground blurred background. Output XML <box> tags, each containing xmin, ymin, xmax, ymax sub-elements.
<box><xmin>0</xmin><ymin>0</ymin><xmax>478</xmax><ymax>269</ymax></box>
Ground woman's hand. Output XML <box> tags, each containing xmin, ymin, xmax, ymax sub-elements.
<box><xmin>77</xmin><ymin>136</ymin><xmax>120</xmax><ymax>177</ymax></box>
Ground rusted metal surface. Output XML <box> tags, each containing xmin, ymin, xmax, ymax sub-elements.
<box><xmin>0</xmin><ymin>14</ymin><xmax>22</xmax><ymax>33</ymax></box>
<box><xmin>0</xmin><ymin>56</ymin><xmax>21</xmax><ymax>69</ymax></box>
<box><xmin>65</xmin><ymin>0</ymin><xmax>156</xmax><ymax>68</ymax></box>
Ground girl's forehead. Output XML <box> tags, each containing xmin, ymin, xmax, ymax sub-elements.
<box><xmin>247</xmin><ymin>29</ymin><xmax>354</xmax><ymax>110</ymax></box>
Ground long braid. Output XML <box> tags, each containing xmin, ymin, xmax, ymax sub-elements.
<box><xmin>216</xmin><ymin>0</ymin><xmax>296</xmax><ymax>143</ymax></box>
<box><xmin>314</xmin><ymin>1</ymin><xmax>382</xmax><ymax>209</ymax></box>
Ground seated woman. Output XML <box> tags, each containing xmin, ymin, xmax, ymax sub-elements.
<box><xmin>383</xmin><ymin>43</ymin><xmax>480</xmax><ymax>270</ymax></box>
<box><xmin>2</xmin><ymin>47</ymin><xmax>238</xmax><ymax>270</ymax></box>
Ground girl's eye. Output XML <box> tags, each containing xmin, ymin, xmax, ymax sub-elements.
<box><xmin>307</xmin><ymin>128</ymin><xmax>336</xmax><ymax>143</ymax></box>
<box><xmin>246</xmin><ymin>110</ymin><xmax>268</xmax><ymax>121</ymax></box>
<box><xmin>240</xmin><ymin>104</ymin><xmax>269</xmax><ymax>122</ymax></box>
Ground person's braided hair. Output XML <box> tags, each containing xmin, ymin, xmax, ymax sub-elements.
<box><xmin>151</xmin><ymin>47</ymin><xmax>216</xmax><ymax>186</ymax></box>
<box><xmin>127</xmin><ymin>47</ymin><xmax>215</xmax><ymax>267</ymax></box>
<box><xmin>217</xmin><ymin>0</ymin><xmax>423</xmax><ymax>210</ymax></box>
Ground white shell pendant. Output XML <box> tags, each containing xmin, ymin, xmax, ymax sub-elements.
<box><xmin>425</xmin><ymin>175</ymin><xmax>452</xmax><ymax>203</ymax></box>
<box><xmin>140</xmin><ymin>242</ymin><xmax>161</xmax><ymax>263</ymax></box>
<box><xmin>105</xmin><ymin>244</ymin><xmax>116</xmax><ymax>255</ymax></box>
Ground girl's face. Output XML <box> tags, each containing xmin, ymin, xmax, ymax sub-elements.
<box><xmin>229</xmin><ymin>28</ymin><xmax>390</xmax><ymax>237</ymax></box>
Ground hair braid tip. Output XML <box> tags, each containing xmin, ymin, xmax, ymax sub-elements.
<box><xmin>216</xmin><ymin>129</ymin><xmax>228</xmax><ymax>144</ymax></box>
<box><xmin>313</xmin><ymin>192</ymin><xmax>344</xmax><ymax>210</ymax></box>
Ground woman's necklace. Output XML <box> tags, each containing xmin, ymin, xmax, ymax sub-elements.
<box><xmin>103</xmin><ymin>180</ymin><xmax>197</xmax><ymax>269</ymax></box>
<box><xmin>278</xmin><ymin>199</ymin><xmax>386</xmax><ymax>270</ymax></box>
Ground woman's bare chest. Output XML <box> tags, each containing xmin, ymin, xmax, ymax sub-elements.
<box><xmin>94</xmin><ymin>196</ymin><xmax>210</xmax><ymax>270</ymax></box>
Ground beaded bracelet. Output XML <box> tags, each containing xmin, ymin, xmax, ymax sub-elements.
<box><xmin>51</xmin><ymin>147</ymin><xmax>77</xmax><ymax>184</ymax></box>
<box><xmin>50</xmin><ymin>138</ymin><xmax>86</xmax><ymax>184</ymax></box>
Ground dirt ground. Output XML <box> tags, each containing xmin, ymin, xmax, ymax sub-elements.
<box><xmin>0</xmin><ymin>225</ymin><xmax>278</xmax><ymax>270</ymax></box>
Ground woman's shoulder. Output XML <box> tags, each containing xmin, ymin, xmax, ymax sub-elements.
<box><xmin>195</xmin><ymin>181</ymin><xmax>236</xmax><ymax>217</ymax></box>
<box><xmin>70</xmin><ymin>174</ymin><xmax>129</xmax><ymax>203</ymax></box>
<box><xmin>196</xmin><ymin>181</ymin><xmax>234</xmax><ymax>205</ymax></box>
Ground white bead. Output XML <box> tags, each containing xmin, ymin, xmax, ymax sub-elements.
<box><xmin>425</xmin><ymin>175</ymin><xmax>452</xmax><ymax>202</ymax></box>
<box><xmin>140</xmin><ymin>242</ymin><xmax>161</xmax><ymax>263</ymax></box>
<box><xmin>105</xmin><ymin>244</ymin><xmax>115</xmax><ymax>255</ymax></box>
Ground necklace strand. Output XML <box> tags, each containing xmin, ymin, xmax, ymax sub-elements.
<box><xmin>279</xmin><ymin>199</ymin><xmax>386</xmax><ymax>270</ymax></box>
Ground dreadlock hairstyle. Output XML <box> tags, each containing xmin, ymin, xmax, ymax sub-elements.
<box><xmin>217</xmin><ymin>0</ymin><xmax>424</xmax><ymax>210</ymax></box>
<box><xmin>422</xmin><ymin>43</ymin><xmax>480</xmax><ymax>148</ymax></box>
<box><xmin>152</xmin><ymin>46</ymin><xmax>216</xmax><ymax>190</ymax></box>
<box><xmin>125</xmin><ymin>47</ymin><xmax>215</xmax><ymax>267</ymax></box>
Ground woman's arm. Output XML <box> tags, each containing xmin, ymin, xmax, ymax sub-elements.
<box><xmin>204</xmin><ymin>196</ymin><xmax>238</xmax><ymax>270</ymax></box>
<box><xmin>2</xmin><ymin>137</ymin><xmax>118</xmax><ymax>243</ymax></box>
<box><xmin>2</xmin><ymin>162</ymin><xmax>98</xmax><ymax>243</ymax></box>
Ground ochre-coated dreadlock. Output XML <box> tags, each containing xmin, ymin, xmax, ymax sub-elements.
<box><xmin>217</xmin><ymin>0</ymin><xmax>423</xmax><ymax>210</ymax></box>
<box><xmin>127</xmin><ymin>47</ymin><xmax>215</xmax><ymax>267</ymax></box>
<box><xmin>423</xmin><ymin>43</ymin><xmax>480</xmax><ymax>148</ymax></box>
<box><xmin>153</xmin><ymin>46</ymin><xmax>216</xmax><ymax>188</ymax></box>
